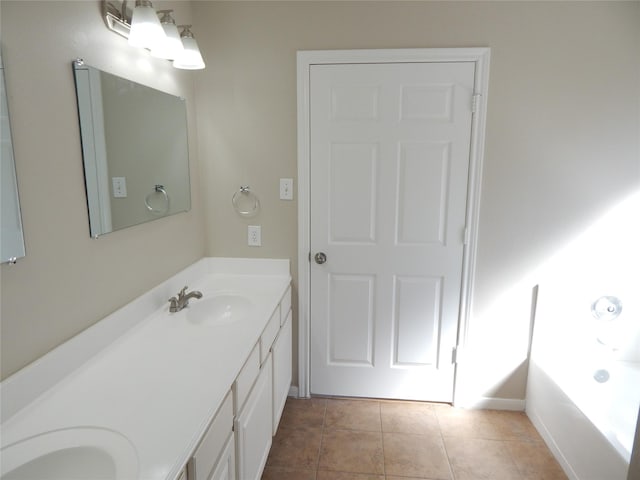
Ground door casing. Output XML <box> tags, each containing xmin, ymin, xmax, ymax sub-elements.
<box><xmin>296</xmin><ymin>48</ymin><xmax>490</xmax><ymax>405</ymax></box>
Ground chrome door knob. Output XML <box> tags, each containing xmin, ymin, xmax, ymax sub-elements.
<box><xmin>314</xmin><ymin>252</ymin><xmax>327</xmax><ymax>264</ymax></box>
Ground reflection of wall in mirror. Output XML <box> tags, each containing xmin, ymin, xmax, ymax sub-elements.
<box><xmin>101</xmin><ymin>73</ymin><xmax>190</xmax><ymax>231</ymax></box>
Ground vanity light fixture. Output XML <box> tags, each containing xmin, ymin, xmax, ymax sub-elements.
<box><xmin>103</xmin><ymin>0</ymin><xmax>205</xmax><ymax>69</ymax></box>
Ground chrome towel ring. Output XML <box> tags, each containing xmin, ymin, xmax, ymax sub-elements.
<box><xmin>145</xmin><ymin>184</ymin><xmax>170</xmax><ymax>215</ymax></box>
<box><xmin>232</xmin><ymin>186</ymin><xmax>260</xmax><ymax>217</ymax></box>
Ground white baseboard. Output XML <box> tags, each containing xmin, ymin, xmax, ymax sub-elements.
<box><xmin>456</xmin><ymin>396</ymin><xmax>526</xmax><ymax>411</ymax></box>
<box><xmin>288</xmin><ymin>385</ymin><xmax>301</xmax><ymax>398</ymax></box>
<box><xmin>285</xmin><ymin>387</ymin><xmax>523</xmax><ymax>410</ymax></box>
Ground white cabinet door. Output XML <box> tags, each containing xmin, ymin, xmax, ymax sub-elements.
<box><xmin>208</xmin><ymin>435</ymin><xmax>235</xmax><ymax>480</ymax></box>
<box><xmin>235</xmin><ymin>357</ymin><xmax>273</xmax><ymax>480</ymax></box>
<box><xmin>189</xmin><ymin>393</ymin><xmax>233</xmax><ymax>480</ymax></box>
<box><xmin>272</xmin><ymin>310</ymin><xmax>292</xmax><ymax>435</ymax></box>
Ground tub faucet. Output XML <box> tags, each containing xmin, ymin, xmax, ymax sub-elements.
<box><xmin>169</xmin><ymin>286</ymin><xmax>203</xmax><ymax>313</ymax></box>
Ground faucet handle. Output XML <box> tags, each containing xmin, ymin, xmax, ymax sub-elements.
<box><xmin>178</xmin><ymin>286</ymin><xmax>188</xmax><ymax>298</ymax></box>
<box><xmin>168</xmin><ymin>296</ymin><xmax>179</xmax><ymax>313</ymax></box>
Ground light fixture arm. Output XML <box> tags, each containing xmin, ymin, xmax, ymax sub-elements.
<box><xmin>103</xmin><ymin>0</ymin><xmax>132</xmax><ymax>39</ymax></box>
<box><xmin>119</xmin><ymin>0</ymin><xmax>129</xmax><ymax>23</ymax></box>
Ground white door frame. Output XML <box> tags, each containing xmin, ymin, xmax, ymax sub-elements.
<box><xmin>296</xmin><ymin>48</ymin><xmax>490</xmax><ymax>405</ymax></box>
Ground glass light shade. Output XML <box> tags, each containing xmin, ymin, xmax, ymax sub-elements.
<box><xmin>173</xmin><ymin>27</ymin><xmax>205</xmax><ymax>70</ymax></box>
<box><xmin>150</xmin><ymin>22</ymin><xmax>184</xmax><ymax>60</ymax></box>
<box><xmin>173</xmin><ymin>37</ymin><xmax>205</xmax><ymax>70</ymax></box>
<box><xmin>128</xmin><ymin>1</ymin><xmax>165</xmax><ymax>49</ymax></box>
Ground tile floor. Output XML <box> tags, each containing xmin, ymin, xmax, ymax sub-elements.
<box><xmin>262</xmin><ymin>397</ymin><xmax>567</xmax><ymax>480</ymax></box>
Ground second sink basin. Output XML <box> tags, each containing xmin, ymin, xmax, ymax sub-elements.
<box><xmin>185</xmin><ymin>294</ymin><xmax>254</xmax><ymax>325</ymax></box>
<box><xmin>1</xmin><ymin>427</ymin><xmax>138</xmax><ymax>480</ymax></box>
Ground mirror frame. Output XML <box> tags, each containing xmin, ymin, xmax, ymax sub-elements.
<box><xmin>1</xmin><ymin>54</ymin><xmax>26</xmax><ymax>264</ymax></box>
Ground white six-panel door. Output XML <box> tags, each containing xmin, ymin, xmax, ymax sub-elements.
<box><xmin>309</xmin><ymin>61</ymin><xmax>475</xmax><ymax>402</ymax></box>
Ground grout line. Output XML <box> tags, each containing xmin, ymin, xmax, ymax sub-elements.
<box><xmin>315</xmin><ymin>398</ymin><xmax>326</xmax><ymax>473</ymax></box>
<box><xmin>378</xmin><ymin>400</ymin><xmax>386</xmax><ymax>478</ymax></box>
<box><xmin>440</xmin><ymin>429</ymin><xmax>458</xmax><ymax>480</ymax></box>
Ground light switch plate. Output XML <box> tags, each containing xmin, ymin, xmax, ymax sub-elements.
<box><xmin>248</xmin><ymin>225</ymin><xmax>261</xmax><ymax>246</ymax></box>
<box><xmin>279</xmin><ymin>178</ymin><xmax>293</xmax><ymax>200</ymax></box>
<box><xmin>112</xmin><ymin>177</ymin><xmax>127</xmax><ymax>198</ymax></box>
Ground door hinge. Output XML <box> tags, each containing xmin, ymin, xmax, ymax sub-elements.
<box><xmin>462</xmin><ymin>227</ymin><xmax>469</xmax><ymax>246</ymax></box>
<box><xmin>308</xmin><ymin>251</ymin><xmax>311</xmax><ymax>263</ymax></box>
<box><xmin>452</xmin><ymin>346</ymin><xmax>461</xmax><ymax>364</ymax></box>
<box><xmin>471</xmin><ymin>94</ymin><xmax>481</xmax><ymax>114</ymax></box>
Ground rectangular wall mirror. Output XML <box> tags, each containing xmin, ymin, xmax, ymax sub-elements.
<box><xmin>72</xmin><ymin>60</ymin><xmax>191</xmax><ymax>238</ymax></box>
<box><xmin>1</xmin><ymin>55</ymin><xmax>26</xmax><ymax>264</ymax></box>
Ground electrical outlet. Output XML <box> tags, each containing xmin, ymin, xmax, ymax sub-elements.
<box><xmin>280</xmin><ymin>178</ymin><xmax>293</xmax><ymax>200</ymax></box>
<box><xmin>248</xmin><ymin>225</ymin><xmax>261</xmax><ymax>246</ymax></box>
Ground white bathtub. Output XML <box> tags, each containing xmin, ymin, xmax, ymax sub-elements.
<box><xmin>527</xmin><ymin>356</ymin><xmax>640</xmax><ymax>480</ymax></box>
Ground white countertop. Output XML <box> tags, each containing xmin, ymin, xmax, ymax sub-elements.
<box><xmin>0</xmin><ymin>258</ymin><xmax>291</xmax><ymax>480</ymax></box>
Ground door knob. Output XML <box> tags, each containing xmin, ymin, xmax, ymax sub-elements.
<box><xmin>314</xmin><ymin>252</ymin><xmax>327</xmax><ymax>264</ymax></box>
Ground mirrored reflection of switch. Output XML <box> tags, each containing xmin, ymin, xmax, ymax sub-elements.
<box><xmin>112</xmin><ymin>177</ymin><xmax>127</xmax><ymax>198</ymax></box>
<box><xmin>280</xmin><ymin>178</ymin><xmax>293</xmax><ymax>200</ymax></box>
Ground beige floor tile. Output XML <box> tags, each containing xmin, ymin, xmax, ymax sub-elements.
<box><xmin>318</xmin><ymin>429</ymin><xmax>384</xmax><ymax>475</ymax></box>
<box><xmin>325</xmin><ymin>399</ymin><xmax>381</xmax><ymax>431</ymax></box>
<box><xmin>316</xmin><ymin>471</ymin><xmax>384</xmax><ymax>480</ymax></box>
<box><xmin>435</xmin><ymin>405</ymin><xmax>502</xmax><ymax>439</ymax></box>
<box><xmin>484</xmin><ymin>410</ymin><xmax>544</xmax><ymax>442</ymax></box>
<box><xmin>261</xmin><ymin>466</ymin><xmax>317</xmax><ymax>480</ymax></box>
<box><xmin>383</xmin><ymin>432</ymin><xmax>452</xmax><ymax>479</ymax></box>
<box><xmin>380</xmin><ymin>401</ymin><xmax>440</xmax><ymax>435</ymax></box>
<box><xmin>444</xmin><ymin>436</ymin><xmax>523</xmax><ymax>480</ymax></box>
<box><xmin>506</xmin><ymin>440</ymin><xmax>568</xmax><ymax>480</ymax></box>
<box><xmin>267</xmin><ymin>425</ymin><xmax>322</xmax><ymax>469</ymax></box>
<box><xmin>279</xmin><ymin>397</ymin><xmax>327</xmax><ymax>429</ymax></box>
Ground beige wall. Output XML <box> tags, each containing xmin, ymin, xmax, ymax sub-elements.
<box><xmin>192</xmin><ymin>1</ymin><xmax>640</xmax><ymax>401</ymax></box>
<box><xmin>0</xmin><ymin>1</ymin><xmax>206</xmax><ymax>379</ymax></box>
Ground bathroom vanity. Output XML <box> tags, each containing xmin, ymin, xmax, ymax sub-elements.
<box><xmin>0</xmin><ymin>258</ymin><xmax>292</xmax><ymax>480</ymax></box>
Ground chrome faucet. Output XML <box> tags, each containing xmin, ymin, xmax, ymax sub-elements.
<box><xmin>169</xmin><ymin>286</ymin><xmax>203</xmax><ymax>313</ymax></box>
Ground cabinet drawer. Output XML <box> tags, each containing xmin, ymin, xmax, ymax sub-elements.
<box><xmin>234</xmin><ymin>342</ymin><xmax>260</xmax><ymax>413</ymax></box>
<box><xmin>280</xmin><ymin>287</ymin><xmax>291</xmax><ymax>326</ymax></box>
<box><xmin>188</xmin><ymin>391</ymin><xmax>233</xmax><ymax>480</ymax></box>
<box><xmin>260</xmin><ymin>306</ymin><xmax>280</xmax><ymax>365</ymax></box>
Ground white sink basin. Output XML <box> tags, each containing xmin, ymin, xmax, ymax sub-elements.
<box><xmin>1</xmin><ymin>427</ymin><xmax>138</xmax><ymax>480</ymax></box>
<box><xmin>185</xmin><ymin>294</ymin><xmax>254</xmax><ymax>325</ymax></box>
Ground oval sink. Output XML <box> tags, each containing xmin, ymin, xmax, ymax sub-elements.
<box><xmin>1</xmin><ymin>427</ymin><xmax>138</xmax><ymax>480</ymax></box>
<box><xmin>186</xmin><ymin>294</ymin><xmax>254</xmax><ymax>325</ymax></box>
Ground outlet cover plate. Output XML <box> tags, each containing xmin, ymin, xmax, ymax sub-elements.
<box><xmin>248</xmin><ymin>225</ymin><xmax>261</xmax><ymax>246</ymax></box>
